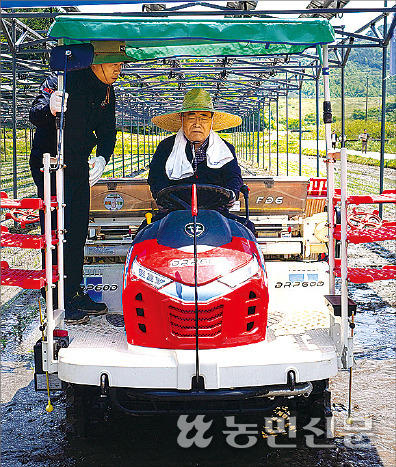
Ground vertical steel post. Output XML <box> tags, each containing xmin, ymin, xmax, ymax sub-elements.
<box><xmin>286</xmin><ymin>89</ymin><xmax>289</xmax><ymax>176</ymax></box>
<box><xmin>240</xmin><ymin>122</ymin><xmax>242</xmax><ymax>160</ymax></box>
<box><xmin>245</xmin><ymin>115</ymin><xmax>248</xmax><ymax>161</ymax></box>
<box><xmin>298</xmin><ymin>80</ymin><xmax>302</xmax><ymax>176</ymax></box>
<box><xmin>121</xmin><ymin>96</ymin><xmax>125</xmax><ymax>178</ymax></box>
<box><xmin>147</xmin><ymin>110</ymin><xmax>150</xmax><ymax>163</ymax></box>
<box><xmin>24</xmin><ymin>126</ymin><xmax>28</xmax><ymax>158</ymax></box>
<box><xmin>137</xmin><ymin>103</ymin><xmax>140</xmax><ymax>172</ymax></box>
<box><xmin>143</xmin><ymin>110</ymin><xmax>146</xmax><ymax>167</ymax></box>
<box><xmin>238</xmin><ymin>123</ymin><xmax>241</xmax><ymax>159</ymax></box>
<box><xmin>130</xmin><ymin>101</ymin><xmax>133</xmax><ymax>175</ymax></box>
<box><xmin>316</xmin><ymin>76</ymin><xmax>320</xmax><ymax>176</ymax></box>
<box><xmin>152</xmin><ymin>112</ymin><xmax>155</xmax><ymax>160</ymax></box>
<box><xmin>3</xmin><ymin>126</ymin><xmax>6</xmax><ymax>159</ymax></box>
<box><xmin>341</xmin><ymin>52</ymin><xmax>346</xmax><ymax>150</ymax></box>
<box><xmin>262</xmin><ymin>100</ymin><xmax>265</xmax><ymax>169</ymax></box>
<box><xmin>379</xmin><ymin>7</ymin><xmax>388</xmax><ymax>217</ymax></box>
<box><xmin>248</xmin><ymin>113</ymin><xmax>251</xmax><ymax>161</ymax></box>
<box><xmin>365</xmin><ymin>76</ymin><xmax>369</xmax><ymax>121</ymax></box>
<box><xmin>256</xmin><ymin>102</ymin><xmax>260</xmax><ymax>165</ymax></box>
<box><xmin>276</xmin><ymin>97</ymin><xmax>279</xmax><ymax>176</ymax></box>
<box><xmin>12</xmin><ymin>19</ymin><xmax>17</xmax><ymax>200</ymax></box>
<box><xmin>268</xmin><ymin>101</ymin><xmax>271</xmax><ymax>173</ymax></box>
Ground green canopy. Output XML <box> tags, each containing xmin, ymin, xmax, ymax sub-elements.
<box><xmin>48</xmin><ymin>16</ymin><xmax>335</xmax><ymax>62</ymax></box>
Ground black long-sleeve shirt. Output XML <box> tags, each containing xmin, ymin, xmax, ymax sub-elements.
<box><xmin>148</xmin><ymin>134</ymin><xmax>243</xmax><ymax>200</ymax></box>
<box><xmin>29</xmin><ymin>67</ymin><xmax>117</xmax><ymax>178</ymax></box>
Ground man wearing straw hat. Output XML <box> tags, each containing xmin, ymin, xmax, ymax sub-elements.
<box><xmin>148</xmin><ymin>87</ymin><xmax>254</xmax><ymax>232</ymax></box>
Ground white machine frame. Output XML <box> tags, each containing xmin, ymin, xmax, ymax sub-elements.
<box><xmin>40</xmin><ymin>44</ymin><xmax>353</xmax><ymax>395</ymax></box>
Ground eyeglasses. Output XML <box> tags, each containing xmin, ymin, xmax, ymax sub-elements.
<box><xmin>183</xmin><ymin>114</ymin><xmax>213</xmax><ymax>123</ymax></box>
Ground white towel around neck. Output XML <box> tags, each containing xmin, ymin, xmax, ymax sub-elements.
<box><xmin>165</xmin><ymin>128</ymin><xmax>234</xmax><ymax>180</ymax></box>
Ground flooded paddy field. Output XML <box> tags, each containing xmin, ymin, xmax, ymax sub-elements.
<box><xmin>1</xmin><ymin>289</ymin><xmax>394</xmax><ymax>467</ymax></box>
<box><xmin>1</xmin><ymin>161</ymin><xmax>395</xmax><ymax>467</ymax></box>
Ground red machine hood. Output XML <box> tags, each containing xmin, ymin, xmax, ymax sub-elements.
<box><xmin>132</xmin><ymin>238</ymin><xmax>255</xmax><ymax>286</ymax></box>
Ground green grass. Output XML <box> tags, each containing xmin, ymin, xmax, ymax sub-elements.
<box><xmin>347</xmin><ymin>154</ymin><xmax>396</xmax><ymax>169</ymax></box>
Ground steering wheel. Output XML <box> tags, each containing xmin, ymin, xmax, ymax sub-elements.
<box><xmin>347</xmin><ymin>208</ymin><xmax>382</xmax><ymax>230</ymax></box>
<box><xmin>155</xmin><ymin>184</ymin><xmax>233</xmax><ymax>211</ymax></box>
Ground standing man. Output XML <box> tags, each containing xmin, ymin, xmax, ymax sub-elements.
<box><xmin>29</xmin><ymin>52</ymin><xmax>123</xmax><ymax>324</ymax></box>
<box><xmin>148</xmin><ymin>87</ymin><xmax>254</xmax><ymax>232</ymax></box>
<box><xmin>359</xmin><ymin>129</ymin><xmax>369</xmax><ymax>154</ymax></box>
<box><xmin>331</xmin><ymin>130</ymin><xmax>338</xmax><ymax>150</ymax></box>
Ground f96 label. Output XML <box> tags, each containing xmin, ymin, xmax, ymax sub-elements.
<box><xmin>255</xmin><ymin>196</ymin><xmax>284</xmax><ymax>204</ymax></box>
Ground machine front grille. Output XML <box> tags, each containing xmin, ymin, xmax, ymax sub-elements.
<box><xmin>169</xmin><ymin>304</ymin><xmax>223</xmax><ymax>337</ymax></box>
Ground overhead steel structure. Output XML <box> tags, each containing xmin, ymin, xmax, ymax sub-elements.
<box><xmin>1</xmin><ymin>1</ymin><xmax>396</xmax><ymax>198</ymax></box>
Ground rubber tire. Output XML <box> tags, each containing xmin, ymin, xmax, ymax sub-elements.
<box><xmin>65</xmin><ymin>384</ymin><xmax>109</xmax><ymax>440</ymax></box>
<box><xmin>289</xmin><ymin>379</ymin><xmax>332</xmax><ymax>439</ymax></box>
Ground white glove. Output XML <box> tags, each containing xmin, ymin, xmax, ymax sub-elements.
<box><xmin>89</xmin><ymin>156</ymin><xmax>106</xmax><ymax>187</ymax></box>
<box><xmin>49</xmin><ymin>91</ymin><xmax>68</xmax><ymax>116</ymax></box>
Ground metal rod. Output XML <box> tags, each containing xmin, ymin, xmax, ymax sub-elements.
<box><xmin>298</xmin><ymin>78</ymin><xmax>302</xmax><ymax>176</ymax></box>
<box><xmin>2</xmin><ymin>126</ymin><xmax>6</xmax><ymax>159</ymax></box>
<box><xmin>347</xmin><ymin>310</ymin><xmax>355</xmax><ymax>421</ymax></box>
<box><xmin>286</xmin><ymin>87</ymin><xmax>289</xmax><ymax>176</ymax></box>
<box><xmin>137</xmin><ymin>103</ymin><xmax>140</xmax><ymax>172</ymax></box>
<box><xmin>316</xmin><ymin>76</ymin><xmax>320</xmax><ymax>176</ymax></box>
<box><xmin>43</xmin><ymin>152</ymin><xmax>54</xmax><ymax>370</ymax></box>
<box><xmin>143</xmin><ymin>111</ymin><xmax>146</xmax><ymax>167</ymax></box>
<box><xmin>323</xmin><ymin>44</ymin><xmax>336</xmax><ymax>295</ymax></box>
<box><xmin>130</xmin><ymin>107</ymin><xmax>133</xmax><ymax>175</ymax></box>
<box><xmin>248</xmin><ymin>113</ymin><xmax>252</xmax><ymax>163</ymax></box>
<box><xmin>268</xmin><ymin>102</ymin><xmax>271</xmax><ymax>173</ymax></box>
<box><xmin>4</xmin><ymin>7</ymin><xmax>395</xmax><ymax>19</ymax></box>
<box><xmin>379</xmin><ymin>4</ymin><xmax>388</xmax><ymax>217</ymax></box>
<box><xmin>340</xmin><ymin>145</ymin><xmax>349</xmax><ymax>366</ymax></box>
<box><xmin>191</xmin><ymin>182</ymin><xmax>200</xmax><ymax>384</ymax></box>
<box><xmin>56</xmin><ymin>72</ymin><xmax>65</xmax><ymax>320</ymax></box>
<box><xmin>276</xmin><ymin>97</ymin><xmax>279</xmax><ymax>176</ymax></box>
<box><xmin>341</xmin><ymin>50</ymin><xmax>346</xmax><ymax>150</ymax></box>
<box><xmin>256</xmin><ymin>102</ymin><xmax>260</xmax><ymax>165</ymax></box>
<box><xmin>12</xmin><ymin>19</ymin><xmax>17</xmax><ymax>200</ymax></box>
<box><xmin>121</xmin><ymin>97</ymin><xmax>125</xmax><ymax>178</ymax></box>
<box><xmin>245</xmin><ymin>115</ymin><xmax>248</xmax><ymax>161</ymax></box>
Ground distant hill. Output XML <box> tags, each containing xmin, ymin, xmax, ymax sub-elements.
<box><xmin>301</xmin><ymin>27</ymin><xmax>390</xmax><ymax>98</ymax></box>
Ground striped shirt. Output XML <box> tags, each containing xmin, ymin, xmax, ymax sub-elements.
<box><xmin>191</xmin><ymin>137</ymin><xmax>209</xmax><ymax>171</ymax></box>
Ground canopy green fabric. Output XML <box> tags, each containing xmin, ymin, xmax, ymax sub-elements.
<box><xmin>48</xmin><ymin>16</ymin><xmax>335</xmax><ymax>62</ymax></box>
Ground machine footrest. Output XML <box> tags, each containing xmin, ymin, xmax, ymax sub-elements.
<box><xmin>0</xmin><ymin>262</ymin><xmax>59</xmax><ymax>289</ymax></box>
<box><xmin>334</xmin><ymin>263</ymin><xmax>396</xmax><ymax>283</ymax></box>
<box><xmin>1</xmin><ymin>230</ymin><xmax>58</xmax><ymax>249</ymax></box>
<box><xmin>1</xmin><ymin>191</ymin><xmax>57</xmax><ymax>209</ymax></box>
<box><xmin>333</xmin><ymin>221</ymin><xmax>396</xmax><ymax>243</ymax></box>
<box><xmin>334</xmin><ymin>189</ymin><xmax>396</xmax><ymax>205</ymax></box>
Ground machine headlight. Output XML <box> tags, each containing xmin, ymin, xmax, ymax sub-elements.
<box><xmin>131</xmin><ymin>257</ymin><xmax>172</xmax><ymax>289</ymax></box>
<box><xmin>218</xmin><ymin>256</ymin><xmax>260</xmax><ymax>288</ymax></box>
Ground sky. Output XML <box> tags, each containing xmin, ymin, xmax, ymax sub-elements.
<box><xmin>76</xmin><ymin>0</ymin><xmax>395</xmax><ymax>33</ymax></box>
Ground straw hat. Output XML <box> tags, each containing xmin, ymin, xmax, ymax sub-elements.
<box><xmin>91</xmin><ymin>41</ymin><xmax>134</xmax><ymax>64</ymax></box>
<box><xmin>151</xmin><ymin>88</ymin><xmax>242</xmax><ymax>132</ymax></box>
